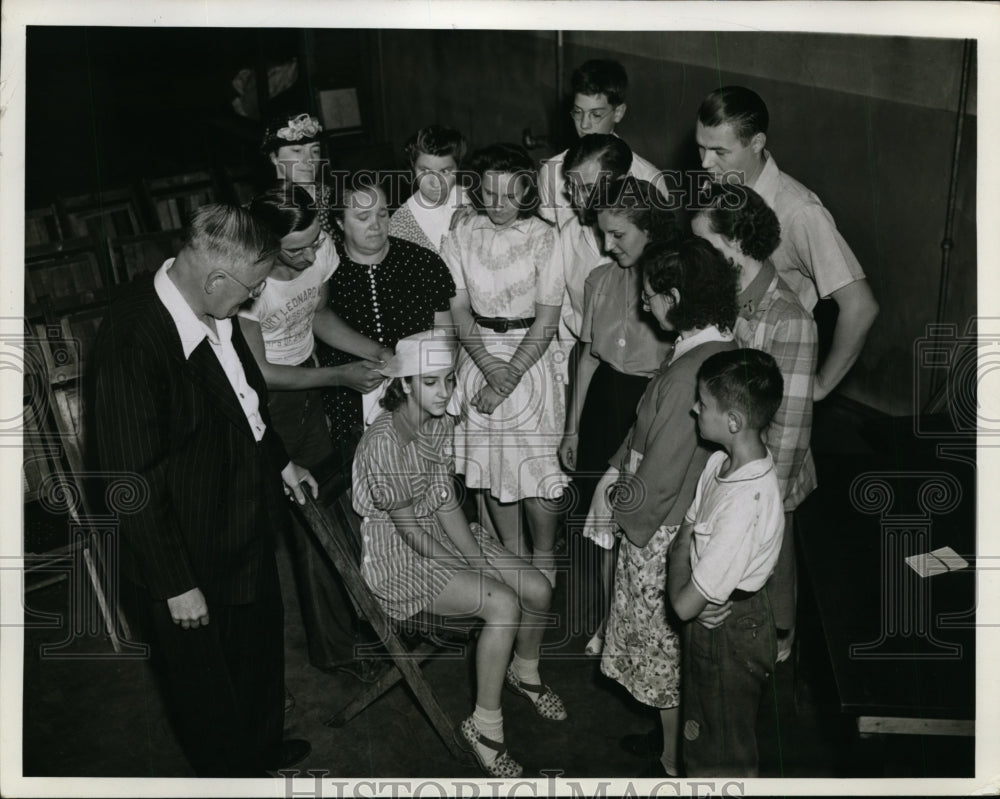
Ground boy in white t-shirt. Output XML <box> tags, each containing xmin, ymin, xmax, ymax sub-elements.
<box><xmin>667</xmin><ymin>348</ymin><xmax>785</xmax><ymax>777</ymax></box>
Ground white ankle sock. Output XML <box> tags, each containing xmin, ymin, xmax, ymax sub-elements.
<box><xmin>472</xmin><ymin>705</ymin><xmax>504</xmax><ymax>764</ymax></box>
<box><xmin>511</xmin><ymin>652</ymin><xmax>542</xmax><ymax>696</ymax></box>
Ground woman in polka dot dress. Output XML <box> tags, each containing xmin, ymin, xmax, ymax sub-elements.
<box><xmin>317</xmin><ymin>178</ymin><xmax>456</xmax><ymax>449</ymax></box>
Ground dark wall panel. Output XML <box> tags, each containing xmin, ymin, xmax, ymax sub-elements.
<box><xmin>375</xmin><ymin>30</ymin><xmax>976</xmax><ymax>413</ymax></box>
<box><xmin>376</xmin><ymin>30</ymin><xmax>561</xmax><ymax>164</ymax></box>
<box><xmin>597</xmin><ymin>45</ymin><xmax>973</xmax><ymax>417</ymax></box>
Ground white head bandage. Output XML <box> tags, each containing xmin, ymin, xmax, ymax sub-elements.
<box><xmin>363</xmin><ymin>330</ymin><xmax>459</xmax><ymax>425</ymax></box>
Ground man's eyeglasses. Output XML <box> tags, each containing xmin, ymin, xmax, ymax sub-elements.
<box><xmin>282</xmin><ymin>234</ymin><xmax>326</xmax><ymax>258</ymax></box>
<box><xmin>569</xmin><ymin>106</ymin><xmax>612</xmax><ymax>125</ymax></box>
<box><xmin>222</xmin><ymin>270</ymin><xmax>267</xmax><ymax>300</ymax></box>
<box><xmin>563</xmin><ymin>177</ymin><xmax>596</xmax><ymax>204</ymax></box>
<box><xmin>640</xmin><ymin>289</ymin><xmax>657</xmax><ymax>305</ymax></box>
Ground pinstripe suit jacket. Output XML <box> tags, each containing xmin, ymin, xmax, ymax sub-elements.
<box><xmin>90</xmin><ymin>275</ymin><xmax>290</xmax><ymax>605</ymax></box>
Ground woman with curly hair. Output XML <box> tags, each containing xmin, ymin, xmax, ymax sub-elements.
<box><xmin>692</xmin><ymin>183</ymin><xmax>818</xmax><ymax>666</ymax></box>
<box><xmin>389</xmin><ymin>124</ymin><xmax>470</xmax><ymax>253</ymax></box>
<box><xmin>318</xmin><ymin>176</ymin><xmax>456</xmax><ymax>449</ymax></box>
<box><xmin>557</xmin><ymin>176</ymin><xmax>680</xmax><ymax>656</ymax></box>
<box><xmin>585</xmin><ymin>237</ymin><xmax>738</xmax><ymax>778</ymax></box>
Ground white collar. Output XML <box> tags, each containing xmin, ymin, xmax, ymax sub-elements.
<box><xmin>406</xmin><ymin>184</ymin><xmax>464</xmax><ymax>250</ymax></box>
<box><xmin>670</xmin><ymin>324</ymin><xmax>733</xmax><ymax>364</ymax></box>
<box><xmin>154</xmin><ymin>259</ymin><xmax>228</xmax><ymax>359</ymax></box>
<box><xmin>716</xmin><ymin>451</ymin><xmax>775</xmax><ymax>483</ymax></box>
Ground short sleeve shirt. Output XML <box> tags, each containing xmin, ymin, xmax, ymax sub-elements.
<box><xmin>582</xmin><ymin>260</ymin><xmax>673</xmax><ymax>377</ymax></box>
<box><xmin>751</xmin><ymin>152</ymin><xmax>866</xmax><ymax>311</ymax></box>
<box><xmin>557</xmin><ymin>218</ymin><xmax>609</xmax><ymax>341</ymax></box>
<box><xmin>441</xmin><ymin>214</ymin><xmax>564</xmax><ymax>317</ymax></box>
<box><xmin>352</xmin><ymin>411</ymin><xmax>457</xmax><ymax>519</ymax></box>
<box><xmin>324</xmin><ymin>235</ymin><xmax>456</xmax><ymax>349</ymax></box>
<box><xmin>685</xmin><ymin>450</ymin><xmax>785</xmax><ymax>604</ymax></box>
<box><xmin>238</xmin><ymin>238</ymin><xmax>338</xmax><ymax>366</ymax></box>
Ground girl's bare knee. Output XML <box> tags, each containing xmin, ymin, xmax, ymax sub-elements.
<box><xmin>521</xmin><ymin>570</ymin><xmax>552</xmax><ymax>611</ymax></box>
<box><xmin>483</xmin><ymin>583</ymin><xmax>521</xmax><ymax>625</ymax></box>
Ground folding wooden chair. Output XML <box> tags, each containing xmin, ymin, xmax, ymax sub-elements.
<box><xmin>141</xmin><ymin>170</ymin><xmax>220</xmax><ymax>230</ymax></box>
<box><xmin>58</xmin><ymin>186</ymin><xmax>145</xmax><ymax>240</ymax></box>
<box><xmin>31</xmin><ymin>307</ymin><xmax>105</xmax><ymax>510</ymax></box>
<box><xmin>106</xmin><ymin>230</ymin><xmax>185</xmax><ymax>284</ymax></box>
<box><xmin>298</xmin><ymin>483</ymin><xmax>479</xmax><ymax>764</ymax></box>
<box><xmin>25</xmin><ymin>238</ymin><xmax>109</xmax><ymax>319</ymax></box>
<box><xmin>27</xmin><ymin>309</ymin><xmax>135</xmax><ymax>654</ymax></box>
<box><xmin>25</xmin><ymin>204</ymin><xmax>65</xmax><ymax>246</ymax></box>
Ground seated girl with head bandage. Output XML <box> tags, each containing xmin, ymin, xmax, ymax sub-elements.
<box><xmin>351</xmin><ymin>330</ymin><xmax>567</xmax><ymax>778</ymax></box>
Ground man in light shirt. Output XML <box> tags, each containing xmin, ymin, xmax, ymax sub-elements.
<box><xmin>694</xmin><ymin>85</ymin><xmax>879</xmax><ymax>401</ymax></box>
<box><xmin>90</xmin><ymin>204</ymin><xmax>317</xmax><ymax>777</ymax></box>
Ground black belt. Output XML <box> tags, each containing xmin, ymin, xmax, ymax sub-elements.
<box><xmin>473</xmin><ymin>312</ymin><xmax>535</xmax><ymax>333</ymax></box>
<box><xmin>728</xmin><ymin>587</ymin><xmax>760</xmax><ymax>602</ymax></box>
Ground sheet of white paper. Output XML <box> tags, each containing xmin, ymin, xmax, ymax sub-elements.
<box><xmin>904</xmin><ymin>546</ymin><xmax>970</xmax><ymax>577</ymax></box>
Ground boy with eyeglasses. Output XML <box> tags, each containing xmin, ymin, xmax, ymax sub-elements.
<box><xmin>539</xmin><ymin>59</ymin><xmax>662</xmax><ymax>230</ymax></box>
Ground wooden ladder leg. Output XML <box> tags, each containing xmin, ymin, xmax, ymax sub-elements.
<box><xmin>81</xmin><ymin>546</ymin><xmax>122</xmax><ymax>653</ymax></box>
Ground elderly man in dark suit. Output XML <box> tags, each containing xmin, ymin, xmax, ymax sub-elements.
<box><xmin>90</xmin><ymin>204</ymin><xmax>317</xmax><ymax>777</ymax></box>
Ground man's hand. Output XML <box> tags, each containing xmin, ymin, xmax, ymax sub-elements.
<box><xmin>335</xmin><ymin>360</ymin><xmax>384</xmax><ymax>393</ymax></box>
<box><xmin>695</xmin><ymin>600</ymin><xmax>733</xmax><ymax>630</ymax></box>
<box><xmin>167</xmin><ymin>587</ymin><xmax>210</xmax><ymax>629</ymax></box>
<box><xmin>281</xmin><ymin>461</ymin><xmax>319</xmax><ymax>505</ymax></box>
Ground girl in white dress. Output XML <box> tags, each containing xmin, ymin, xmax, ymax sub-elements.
<box><xmin>442</xmin><ymin>143</ymin><xmax>569</xmax><ymax>594</ymax></box>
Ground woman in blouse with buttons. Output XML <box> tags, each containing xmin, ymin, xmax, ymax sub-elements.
<box><xmin>558</xmin><ymin>176</ymin><xmax>680</xmax><ymax>655</ymax></box>
<box><xmin>318</xmin><ymin>175</ymin><xmax>457</xmax><ymax>450</ymax></box>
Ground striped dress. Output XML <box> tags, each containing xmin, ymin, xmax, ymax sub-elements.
<box><xmin>352</xmin><ymin>410</ymin><xmax>510</xmax><ymax>620</ymax></box>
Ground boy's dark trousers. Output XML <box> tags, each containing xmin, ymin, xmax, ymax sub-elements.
<box><xmin>680</xmin><ymin>588</ymin><xmax>776</xmax><ymax>777</ymax></box>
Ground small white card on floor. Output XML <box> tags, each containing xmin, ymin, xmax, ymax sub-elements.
<box><xmin>905</xmin><ymin>546</ymin><xmax>970</xmax><ymax>577</ymax></box>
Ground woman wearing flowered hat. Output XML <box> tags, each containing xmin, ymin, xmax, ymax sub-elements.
<box><xmin>261</xmin><ymin>113</ymin><xmax>401</xmax><ymax>454</ymax></box>
<box><xmin>261</xmin><ymin>112</ymin><xmax>336</xmax><ymax>237</ymax></box>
